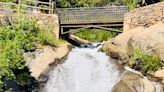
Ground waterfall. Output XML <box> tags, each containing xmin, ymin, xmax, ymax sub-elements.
<box><xmin>45</xmin><ymin>43</ymin><xmax>120</xmax><ymax>92</ymax></box>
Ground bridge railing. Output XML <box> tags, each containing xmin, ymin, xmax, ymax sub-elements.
<box><xmin>57</xmin><ymin>6</ymin><xmax>129</xmax><ymax>25</ymax></box>
<box><xmin>0</xmin><ymin>0</ymin><xmax>54</xmax><ymax>15</ymax></box>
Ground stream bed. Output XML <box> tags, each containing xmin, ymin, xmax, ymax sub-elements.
<box><xmin>44</xmin><ymin>43</ymin><xmax>120</xmax><ymax>92</ymax></box>
<box><xmin>43</xmin><ymin>43</ymin><xmax>162</xmax><ymax>92</ymax></box>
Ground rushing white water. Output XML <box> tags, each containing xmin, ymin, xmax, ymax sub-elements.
<box><xmin>45</xmin><ymin>44</ymin><xmax>120</xmax><ymax>92</ymax></box>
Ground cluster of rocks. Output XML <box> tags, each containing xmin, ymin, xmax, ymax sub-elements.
<box><xmin>102</xmin><ymin>1</ymin><xmax>164</xmax><ymax>92</ymax></box>
<box><xmin>103</xmin><ymin>19</ymin><xmax>164</xmax><ymax>92</ymax></box>
<box><xmin>124</xmin><ymin>1</ymin><xmax>164</xmax><ymax>31</ymax></box>
<box><xmin>112</xmin><ymin>71</ymin><xmax>157</xmax><ymax>92</ymax></box>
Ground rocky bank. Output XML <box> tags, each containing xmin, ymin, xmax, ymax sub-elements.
<box><xmin>24</xmin><ymin>44</ymin><xmax>72</xmax><ymax>80</ymax></box>
<box><xmin>112</xmin><ymin>71</ymin><xmax>156</xmax><ymax>92</ymax></box>
<box><xmin>102</xmin><ymin>1</ymin><xmax>164</xmax><ymax>92</ymax></box>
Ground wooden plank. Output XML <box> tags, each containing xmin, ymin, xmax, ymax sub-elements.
<box><xmin>21</xmin><ymin>4</ymin><xmax>52</xmax><ymax>10</ymax></box>
<box><xmin>58</xmin><ymin>6</ymin><xmax>129</xmax><ymax>25</ymax></box>
<box><xmin>0</xmin><ymin>1</ymin><xmax>53</xmax><ymax>14</ymax></box>
<box><xmin>25</xmin><ymin>0</ymin><xmax>52</xmax><ymax>5</ymax></box>
<box><xmin>0</xmin><ymin>2</ymin><xmax>18</xmax><ymax>6</ymax></box>
<box><xmin>60</xmin><ymin>19</ymin><xmax>124</xmax><ymax>25</ymax></box>
<box><xmin>49</xmin><ymin>0</ymin><xmax>52</xmax><ymax>14</ymax></box>
<box><xmin>0</xmin><ymin>7</ymin><xmax>17</xmax><ymax>11</ymax></box>
<box><xmin>61</xmin><ymin>26</ymin><xmax>123</xmax><ymax>34</ymax></box>
<box><xmin>94</xmin><ymin>26</ymin><xmax>122</xmax><ymax>33</ymax></box>
<box><xmin>60</xmin><ymin>23</ymin><xmax>123</xmax><ymax>28</ymax></box>
<box><xmin>61</xmin><ymin>27</ymin><xmax>90</xmax><ymax>34</ymax></box>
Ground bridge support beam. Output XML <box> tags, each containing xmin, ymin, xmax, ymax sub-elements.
<box><xmin>60</xmin><ymin>23</ymin><xmax>123</xmax><ymax>35</ymax></box>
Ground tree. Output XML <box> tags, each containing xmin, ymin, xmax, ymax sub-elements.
<box><xmin>55</xmin><ymin>0</ymin><xmax>112</xmax><ymax>8</ymax></box>
<box><xmin>123</xmin><ymin>0</ymin><xmax>142</xmax><ymax>9</ymax></box>
<box><xmin>0</xmin><ymin>0</ymin><xmax>16</xmax><ymax>2</ymax></box>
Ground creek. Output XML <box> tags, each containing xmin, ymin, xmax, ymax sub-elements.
<box><xmin>44</xmin><ymin>43</ymin><xmax>162</xmax><ymax>92</ymax></box>
<box><xmin>44</xmin><ymin>43</ymin><xmax>120</xmax><ymax>92</ymax></box>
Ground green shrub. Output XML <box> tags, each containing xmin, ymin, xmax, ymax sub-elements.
<box><xmin>123</xmin><ymin>0</ymin><xmax>142</xmax><ymax>9</ymax></box>
<box><xmin>131</xmin><ymin>49</ymin><xmax>164</xmax><ymax>75</ymax></box>
<box><xmin>74</xmin><ymin>28</ymin><xmax>117</xmax><ymax>42</ymax></box>
<box><xmin>0</xmin><ymin>17</ymin><xmax>57</xmax><ymax>90</ymax></box>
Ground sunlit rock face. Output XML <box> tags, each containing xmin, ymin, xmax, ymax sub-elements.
<box><xmin>25</xmin><ymin>44</ymin><xmax>70</xmax><ymax>79</ymax></box>
<box><xmin>102</xmin><ymin>22</ymin><xmax>164</xmax><ymax>63</ymax></box>
<box><xmin>124</xmin><ymin>1</ymin><xmax>164</xmax><ymax>31</ymax></box>
<box><xmin>112</xmin><ymin>71</ymin><xmax>155</xmax><ymax>92</ymax></box>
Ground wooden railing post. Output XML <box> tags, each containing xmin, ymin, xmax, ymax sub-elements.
<box><xmin>49</xmin><ymin>0</ymin><xmax>52</xmax><ymax>14</ymax></box>
<box><xmin>18</xmin><ymin>0</ymin><xmax>21</xmax><ymax>16</ymax></box>
<box><xmin>0</xmin><ymin>0</ymin><xmax>63</xmax><ymax>15</ymax></box>
<box><xmin>51</xmin><ymin>1</ymin><xmax>54</xmax><ymax>14</ymax></box>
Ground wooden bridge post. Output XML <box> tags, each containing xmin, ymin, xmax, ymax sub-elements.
<box><xmin>51</xmin><ymin>1</ymin><xmax>54</xmax><ymax>14</ymax></box>
<box><xmin>49</xmin><ymin>0</ymin><xmax>52</xmax><ymax>14</ymax></box>
<box><xmin>18</xmin><ymin>0</ymin><xmax>21</xmax><ymax>16</ymax></box>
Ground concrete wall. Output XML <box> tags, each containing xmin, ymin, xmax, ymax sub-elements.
<box><xmin>124</xmin><ymin>1</ymin><xmax>164</xmax><ymax>31</ymax></box>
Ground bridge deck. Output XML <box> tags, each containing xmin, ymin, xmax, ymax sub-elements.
<box><xmin>57</xmin><ymin>6</ymin><xmax>129</xmax><ymax>35</ymax></box>
<box><xmin>57</xmin><ymin>6</ymin><xmax>129</xmax><ymax>25</ymax></box>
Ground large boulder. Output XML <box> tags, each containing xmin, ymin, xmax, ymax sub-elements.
<box><xmin>102</xmin><ymin>26</ymin><xmax>145</xmax><ymax>64</ymax></box>
<box><xmin>128</xmin><ymin>21</ymin><xmax>164</xmax><ymax>55</ymax></box>
<box><xmin>24</xmin><ymin>44</ymin><xmax>71</xmax><ymax>79</ymax></box>
<box><xmin>102</xmin><ymin>21</ymin><xmax>164</xmax><ymax>64</ymax></box>
<box><xmin>112</xmin><ymin>71</ymin><xmax>155</xmax><ymax>92</ymax></box>
<box><xmin>154</xmin><ymin>68</ymin><xmax>164</xmax><ymax>80</ymax></box>
<box><xmin>154</xmin><ymin>68</ymin><xmax>164</xmax><ymax>91</ymax></box>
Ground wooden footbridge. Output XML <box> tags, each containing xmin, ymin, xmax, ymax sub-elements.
<box><xmin>0</xmin><ymin>1</ymin><xmax>129</xmax><ymax>35</ymax></box>
<box><xmin>57</xmin><ymin>6</ymin><xmax>129</xmax><ymax>34</ymax></box>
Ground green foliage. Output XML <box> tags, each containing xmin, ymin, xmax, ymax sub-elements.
<box><xmin>55</xmin><ymin>0</ymin><xmax>120</xmax><ymax>7</ymax></box>
<box><xmin>0</xmin><ymin>0</ymin><xmax>16</xmax><ymax>2</ymax></box>
<box><xmin>0</xmin><ymin>17</ymin><xmax>57</xmax><ymax>90</ymax></box>
<box><xmin>131</xmin><ymin>49</ymin><xmax>164</xmax><ymax>75</ymax></box>
<box><xmin>54</xmin><ymin>0</ymin><xmax>142</xmax><ymax>8</ymax></box>
<box><xmin>74</xmin><ymin>28</ymin><xmax>117</xmax><ymax>42</ymax></box>
<box><xmin>123</xmin><ymin>0</ymin><xmax>142</xmax><ymax>9</ymax></box>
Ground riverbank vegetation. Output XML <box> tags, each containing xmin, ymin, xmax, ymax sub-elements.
<box><xmin>54</xmin><ymin>0</ymin><xmax>163</xmax><ymax>9</ymax></box>
<box><xmin>1</xmin><ymin>0</ymin><xmax>164</xmax><ymax>9</ymax></box>
<box><xmin>0</xmin><ymin>16</ymin><xmax>58</xmax><ymax>91</ymax></box>
<box><xmin>74</xmin><ymin>28</ymin><xmax>117</xmax><ymax>42</ymax></box>
<box><xmin>130</xmin><ymin>49</ymin><xmax>164</xmax><ymax>75</ymax></box>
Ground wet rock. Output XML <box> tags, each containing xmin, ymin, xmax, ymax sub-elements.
<box><xmin>154</xmin><ymin>68</ymin><xmax>164</xmax><ymax>78</ymax></box>
<box><xmin>102</xmin><ymin>21</ymin><xmax>164</xmax><ymax>64</ymax></box>
<box><xmin>154</xmin><ymin>68</ymin><xmax>164</xmax><ymax>91</ymax></box>
<box><xmin>24</xmin><ymin>44</ymin><xmax>72</xmax><ymax>79</ymax></box>
<box><xmin>112</xmin><ymin>71</ymin><xmax>155</xmax><ymax>92</ymax></box>
<box><xmin>69</xmin><ymin>35</ymin><xmax>90</xmax><ymax>45</ymax></box>
<box><xmin>102</xmin><ymin>26</ymin><xmax>145</xmax><ymax>64</ymax></box>
<box><xmin>80</xmin><ymin>43</ymin><xmax>102</xmax><ymax>48</ymax></box>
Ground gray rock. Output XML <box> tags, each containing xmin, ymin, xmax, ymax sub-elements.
<box><xmin>112</xmin><ymin>71</ymin><xmax>155</xmax><ymax>92</ymax></box>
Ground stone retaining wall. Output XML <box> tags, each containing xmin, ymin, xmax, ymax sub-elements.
<box><xmin>124</xmin><ymin>1</ymin><xmax>164</xmax><ymax>31</ymax></box>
